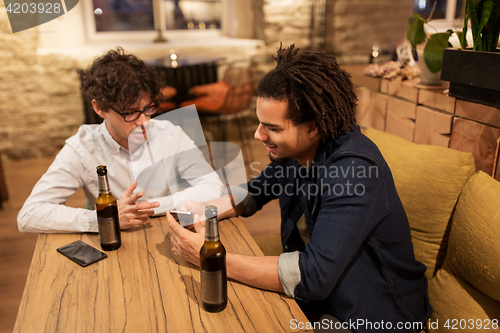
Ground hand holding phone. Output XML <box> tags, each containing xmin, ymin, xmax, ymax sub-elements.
<box><xmin>170</xmin><ymin>209</ymin><xmax>195</xmax><ymax>229</ymax></box>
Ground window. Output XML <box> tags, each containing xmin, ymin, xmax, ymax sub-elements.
<box><xmin>164</xmin><ymin>0</ymin><xmax>221</xmax><ymax>30</ymax></box>
<box><xmin>91</xmin><ymin>0</ymin><xmax>221</xmax><ymax>33</ymax></box>
<box><xmin>413</xmin><ymin>0</ymin><xmax>465</xmax><ymax>21</ymax></box>
<box><xmin>93</xmin><ymin>0</ymin><xmax>155</xmax><ymax>32</ymax></box>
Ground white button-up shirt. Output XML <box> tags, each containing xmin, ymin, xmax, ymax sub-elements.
<box><xmin>18</xmin><ymin>119</ymin><xmax>224</xmax><ymax>233</ymax></box>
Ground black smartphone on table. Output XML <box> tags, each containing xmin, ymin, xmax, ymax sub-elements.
<box><xmin>57</xmin><ymin>240</ymin><xmax>107</xmax><ymax>267</ymax></box>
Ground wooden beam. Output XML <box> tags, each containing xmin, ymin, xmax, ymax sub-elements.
<box><xmin>418</xmin><ymin>88</ymin><xmax>456</xmax><ymax>114</ymax></box>
<box><xmin>354</xmin><ymin>87</ymin><xmax>387</xmax><ymax>131</ymax></box>
<box><xmin>381</xmin><ymin>78</ymin><xmax>419</xmax><ymax>103</ymax></box>
<box><xmin>386</xmin><ymin>96</ymin><xmax>416</xmax><ymax>142</ymax></box>
<box><xmin>342</xmin><ymin>65</ymin><xmax>382</xmax><ymax>92</ymax></box>
<box><xmin>414</xmin><ymin>106</ymin><xmax>453</xmax><ymax>147</ymax></box>
<box><xmin>449</xmin><ymin>118</ymin><xmax>500</xmax><ymax>176</ymax></box>
<box><xmin>455</xmin><ymin>99</ymin><xmax>500</xmax><ymax>128</ymax></box>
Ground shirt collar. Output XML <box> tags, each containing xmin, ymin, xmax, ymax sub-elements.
<box><xmin>99</xmin><ymin>121</ymin><xmax>127</xmax><ymax>154</ymax></box>
<box><xmin>312</xmin><ymin>126</ymin><xmax>360</xmax><ymax>167</ymax></box>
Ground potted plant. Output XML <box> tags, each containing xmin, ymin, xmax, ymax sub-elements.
<box><xmin>407</xmin><ymin>5</ymin><xmax>455</xmax><ymax>85</ymax></box>
<box><xmin>441</xmin><ymin>0</ymin><xmax>500</xmax><ymax>107</ymax></box>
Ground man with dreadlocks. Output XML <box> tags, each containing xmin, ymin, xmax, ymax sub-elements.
<box><xmin>169</xmin><ymin>44</ymin><xmax>431</xmax><ymax>332</ymax></box>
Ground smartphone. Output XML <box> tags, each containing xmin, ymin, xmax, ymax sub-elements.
<box><xmin>57</xmin><ymin>240</ymin><xmax>107</xmax><ymax>267</ymax></box>
<box><xmin>170</xmin><ymin>209</ymin><xmax>195</xmax><ymax>229</ymax></box>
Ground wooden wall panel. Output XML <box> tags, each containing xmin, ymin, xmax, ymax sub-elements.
<box><xmin>414</xmin><ymin>106</ymin><xmax>453</xmax><ymax>147</ymax></box>
<box><xmin>455</xmin><ymin>99</ymin><xmax>500</xmax><ymax>128</ymax></box>
<box><xmin>385</xmin><ymin>96</ymin><xmax>416</xmax><ymax>142</ymax></box>
<box><xmin>381</xmin><ymin>78</ymin><xmax>419</xmax><ymax>103</ymax></box>
<box><xmin>449</xmin><ymin>118</ymin><xmax>500</xmax><ymax>175</ymax></box>
<box><xmin>345</xmin><ymin>65</ymin><xmax>382</xmax><ymax>92</ymax></box>
<box><xmin>355</xmin><ymin>87</ymin><xmax>387</xmax><ymax>131</ymax></box>
<box><xmin>418</xmin><ymin>89</ymin><xmax>456</xmax><ymax>114</ymax></box>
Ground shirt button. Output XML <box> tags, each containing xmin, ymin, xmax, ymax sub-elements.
<box><xmin>296</xmin><ymin>207</ymin><xmax>300</xmax><ymax>212</ymax></box>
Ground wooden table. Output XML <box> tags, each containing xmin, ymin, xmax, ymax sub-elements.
<box><xmin>14</xmin><ymin>217</ymin><xmax>311</xmax><ymax>332</ymax></box>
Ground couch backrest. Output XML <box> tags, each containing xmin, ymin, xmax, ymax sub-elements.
<box><xmin>364</xmin><ymin>127</ymin><xmax>475</xmax><ymax>281</ymax></box>
<box><xmin>427</xmin><ymin>171</ymin><xmax>500</xmax><ymax>332</ymax></box>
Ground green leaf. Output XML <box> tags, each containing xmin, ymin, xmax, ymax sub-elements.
<box><xmin>460</xmin><ymin>1</ymin><xmax>469</xmax><ymax>49</ymax></box>
<box><xmin>456</xmin><ymin>31</ymin><xmax>466</xmax><ymax>48</ymax></box>
<box><xmin>475</xmin><ymin>0</ymin><xmax>494</xmax><ymax>51</ymax></box>
<box><xmin>468</xmin><ymin>0</ymin><xmax>482</xmax><ymax>50</ymax></box>
<box><xmin>407</xmin><ymin>13</ymin><xmax>426</xmax><ymax>49</ymax></box>
<box><xmin>484</xmin><ymin>0</ymin><xmax>500</xmax><ymax>51</ymax></box>
<box><xmin>424</xmin><ymin>31</ymin><xmax>453</xmax><ymax>73</ymax></box>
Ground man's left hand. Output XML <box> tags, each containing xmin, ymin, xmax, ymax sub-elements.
<box><xmin>117</xmin><ymin>181</ymin><xmax>159</xmax><ymax>229</ymax></box>
<box><xmin>168</xmin><ymin>212</ymin><xmax>205</xmax><ymax>266</ymax></box>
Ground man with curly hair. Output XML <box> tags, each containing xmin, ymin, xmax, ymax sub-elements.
<box><xmin>169</xmin><ymin>44</ymin><xmax>431</xmax><ymax>332</ymax></box>
<box><xmin>18</xmin><ymin>48</ymin><xmax>223</xmax><ymax>233</ymax></box>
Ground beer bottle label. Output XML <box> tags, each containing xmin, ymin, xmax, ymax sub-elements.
<box><xmin>97</xmin><ymin>205</ymin><xmax>119</xmax><ymax>243</ymax></box>
<box><xmin>200</xmin><ymin>270</ymin><xmax>224</xmax><ymax>304</ymax></box>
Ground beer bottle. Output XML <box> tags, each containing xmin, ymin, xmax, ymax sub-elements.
<box><xmin>96</xmin><ymin>165</ymin><xmax>121</xmax><ymax>251</ymax></box>
<box><xmin>199</xmin><ymin>205</ymin><xmax>227</xmax><ymax>312</ymax></box>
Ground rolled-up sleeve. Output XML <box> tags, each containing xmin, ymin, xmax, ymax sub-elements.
<box><xmin>278</xmin><ymin>251</ymin><xmax>301</xmax><ymax>298</ymax></box>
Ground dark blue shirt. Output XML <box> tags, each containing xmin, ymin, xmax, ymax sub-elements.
<box><xmin>245</xmin><ymin>127</ymin><xmax>431</xmax><ymax>332</ymax></box>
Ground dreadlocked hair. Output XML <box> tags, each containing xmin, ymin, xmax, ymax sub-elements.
<box><xmin>258</xmin><ymin>43</ymin><xmax>357</xmax><ymax>140</ymax></box>
<box><xmin>81</xmin><ymin>47</ymin><xmax>164</xmax><ymax>111</ymax></box>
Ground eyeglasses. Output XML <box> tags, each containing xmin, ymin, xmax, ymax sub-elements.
<box><xmin>110</xmin><ymin>103</ymin><xmax>158</xmax><ymax>122</ymax></box>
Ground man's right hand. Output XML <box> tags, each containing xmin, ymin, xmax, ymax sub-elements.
<box><xmin>118</xmin><ymin>181</ymin><xmax>159</xmax><ymax>229</ymax></box>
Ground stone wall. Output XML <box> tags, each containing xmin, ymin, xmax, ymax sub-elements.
<box><xmin>325</xmin><ymin>0</ymin><xmax>413</xmax><ymax>62</ymax></box>
<box><xmin>0</xmin><ymin>3</ymin><xmax>83</xmax><ymax>160</ymax></box>
<box><xmin>0</xmin><ymin>4</ymin><xmax>262</xmax><ymax>161</ymax></box>
<box><xmin>262</xmin><ymin>0</ymin><xmax>312</xmax><ymax>52</ymax></box>
<box><xmin>259</xmin><ymin>0</ymin><xmax>413</xmax><ymax>63</ymax></box>
<box><xmin>0</xmin><ymin>0</ymin><xmax>415</xmax><ymax>160</ymax></box>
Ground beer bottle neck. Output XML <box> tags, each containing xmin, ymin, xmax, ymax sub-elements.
<box><xmin>205</xmin><ymin>218</ymin><xmax>220</xmax><ymax>242</ymax></box>
<box><xmin>98</xmin><ymin>174</ymin><xmax>111</xmax><ymax>194</ymax></box>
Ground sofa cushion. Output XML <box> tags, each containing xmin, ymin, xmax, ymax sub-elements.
<box><xmin>428</xmin><ymin>171</ymin><xmax>500</xmax><ymax>331</ymax></box>
<box><xmin>364</xmin><ymin>127</ymin><xmax>475</xmax><ymax>280</ymax></box>
<box><xmin>427</xmin><ymin>260</ymin><xmax>500</xmax><ymax>332</ymax></box>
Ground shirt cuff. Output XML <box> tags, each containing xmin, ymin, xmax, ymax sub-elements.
<box><xmin>224</xmin><ymin>184</ymin><xmax>256</xmax><ymax>217</ymax></box>
<box><xmin>278</xmin><ymin>251</ymin><xmax>301</xmax><ymax>298</ymax></box>
<box><xmin>86</xmin><ymin>209</ymin><xmax>99</xmax><ymax>233</ymax></box>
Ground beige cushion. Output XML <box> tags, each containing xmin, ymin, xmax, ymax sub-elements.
<box><xmin>364</xmin><ymin>127</ymin><xmax>475</xmax><ymax>280</ymax></box>
<box><xmin>428</xmin><ymin>171</ymin><xmax>500</xmax><ymax>331</ymax></box>
<box><xmin>427</xmin><ymin>261</ymin><xmax>500</xmax><ymax>332</ymax></box>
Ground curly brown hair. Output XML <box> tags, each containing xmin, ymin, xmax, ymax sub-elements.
<box><xmin>257</xmin><ymin>44</ymin><xmax>357</xmax><ymax>140</ymax></box>
<box><xmin>80</xmin><ymin>47</ymin><xmax>164</xmax><ymax>111</ymax></box>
